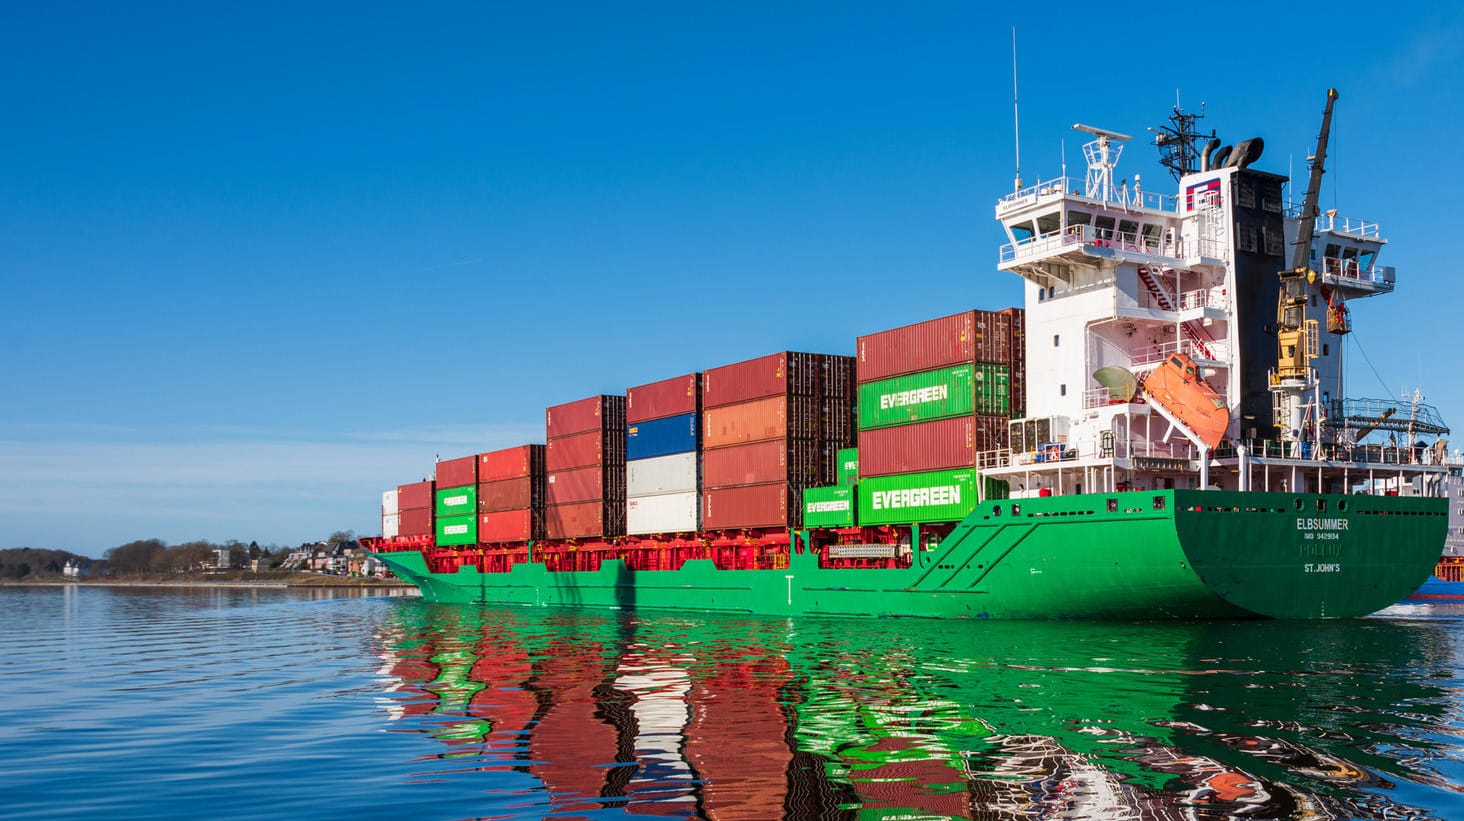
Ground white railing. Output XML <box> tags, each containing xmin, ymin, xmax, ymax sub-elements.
<box><xmin>998</xmin><ymin>175</ymin><xmax>1178</xmax><ymax>213</ymax></box>
<box><xmin>1321</xmin><ymin>257</ymin><xmax>1396</xmax><ymax>290</ymax></box>
<box><xmin>1129</xmin><ymin>338</ymin><xmax>1230</xmax><ymax>368</ymax></box>
<box><xmin>1179</xmin><ymin>288</ymin><xmax>1229</xmax><ymax>311</ymax></box>
<box><xmin>1285</xmin><ymin>206</ymin><xmax>1383</xmax><ymax>239</ymax></box>
<box><xmin>1002</xmin><ymin>225</ymin><xmax>1225</xmax><ymax>265</ymax></box>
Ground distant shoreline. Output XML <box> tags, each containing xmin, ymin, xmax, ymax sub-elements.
<box><xmin>2</xmin><ymin>578</ymin><xmax>416</xmax><ymax>590</ymax></box>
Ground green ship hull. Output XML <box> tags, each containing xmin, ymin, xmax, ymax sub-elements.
<box><xmin>371</xmin><ymin>490</ymin><xmax>1446</xmax><ymax>619</ymax></box>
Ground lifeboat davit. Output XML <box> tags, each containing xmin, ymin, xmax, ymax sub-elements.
<box><xmin>1141</xmin><ymin>353</ymin><xmax>1230</xmax><ymax>450</ymax></box>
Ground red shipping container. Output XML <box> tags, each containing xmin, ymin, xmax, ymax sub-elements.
<box><xmin>435</xmin><ymin>455</ymin><xmax>477</xmax><ymax>488</ymax></box>
<box><xmin>479</xmin><ymin>509</ymin><xmax>543</xmax><ymax>543</ymax></box>
<box><xmin>546</xmin><ymin>430</ymin><xmax>605</xmax><ymax>471</ymax></box>
<box><xmin>859</xmin><ymin>416</ymin><xmax>979</xmax><ymax>477</ymax></box>
<box><xmin>702</xmin><ymin>439</ymin><xmax>825</xmax><ymax>489</ymax></box>
<box><xmin>546</xmin><ymin>395</ymin><xmax>626</xmax><ymax>439</ymax></box>
<box><xmin>478</xmin><ymin>445</ymin><xmax>544</xmax><ymax>483</ymax></box>
<box><xmin>703</xmin><ymin>396</ymin><xmax>827</xmax><ymax>449</ymax></box>
<box><xmin>546</xmin><ymin>500</ymin><xmax>626</xmax><ymax>539</ymax></box>
<box><xmin>397</xmin><ymin>480</ymin><xmax>435</xmax><ymax>511</ymax></box>
<box><xmin>703</xmin><ymin>352</ymin><xmax>837</xmax><ymax>409</ymax></box>
<box><xmin>478</xmin><ymin>477</ymin><xmax>537</xmax><ymax>513</ymax></box>
<box><xmin>857</xmin><ymin>311</ymin><xmax>975</xmax><ymax>383</ymax></box>
<box><xmin>399</xmin><ymin>506</ymin><xmax>433</xmax><ymax>536</ymax></box>
<box><xmin>546</xmin><ymin>465</ymin><xmax>626</xmax><ymax>505</ymax></box>
<box><xmin>627</xmin><ymin>372</ymin><xmax>700</xmax><ymax>424</ymax></box>
<box><xmin>702</xmin><ymin>483</ymin><xmax>794</xmax><ymax>530</ymax></box>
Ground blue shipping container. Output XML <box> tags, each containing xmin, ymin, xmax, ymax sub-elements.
<box><xmin>626</xmin><ymin>412</ymin><xmax>699</xmax><ymax>461</ymax></box>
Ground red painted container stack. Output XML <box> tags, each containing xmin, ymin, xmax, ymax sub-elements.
<box><xmin>700</xmin><ymin>352</ymin><xmax>855</xmax><ymax>530</ymax></box>
<box><xmin>478</xmin><ymin>444</ymin><xmax>546</xmax><ymax>543</ymax></box>
<box><xmin>1001</xmin><ymin>307</ymin><xmax>1027</xmax><ymax>417</ymax></box>
<box><xmin>545</xmin><ymin>395</ymin><xmax>627</xmax><ymax>538</ymax></box>
<box><xmin>857</xmin><ymin>309</ymin><xmax>1023</xmax><ymax>477</ymax></box>
<box><xmin>397</xmin><ymin>479</ymin><xmax>435</xmax><ymax>537</ymax></box>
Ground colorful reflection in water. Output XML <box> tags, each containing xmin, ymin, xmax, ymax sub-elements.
<box><xmin>374</xmin><ymin>605</ymin><xmax>1464</xmax><ymax>819</ymax></box>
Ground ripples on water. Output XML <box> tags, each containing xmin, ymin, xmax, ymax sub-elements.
<box><xmin>3</xmin><ymin>587</ymin><xmax>1464</xmax><ymax>819</ymax></box>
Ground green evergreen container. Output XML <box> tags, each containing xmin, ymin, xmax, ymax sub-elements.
<box><xmin>858</xmin><ymin>468</ymin><xmax>1007</xmax><ymax>526</ymax></box>
<box><xmin>435</xmin><ymin>485</ymin><xmax>478</xmax><ymax>518</ymax></box>
<box><xmin>802</xmin><ymin>485</ymin><xmax>856</xmax><ymax>528</ymax></box>
<box><xmin>435</xmin><ymin>514</ymin><xmax>478</xmax><ymax>547</ymax></box>
<box><xmin>857</xmin><ymin>364</ymin><xmax>1011</xmax><ymax>429</ymax></box>
<box><xmin>837</xmin><ymin>448</ymin><xmax>859</xmax><ymax>487</ymax></box>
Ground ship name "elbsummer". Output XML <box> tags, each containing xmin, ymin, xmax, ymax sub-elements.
<box><xmin>879</xmin><ymin>384</ymin><xmax>948</xmax><ymax>410</ymax></box>
<box><xmin>1296</xmin><ymin>517</ymin><xmax>1349</xmax><ymax>531</ymax></box>
<box><xmin>871</xmin><ymin>485</ymin><xmax>961</xmax><ymax>510</ymax></box>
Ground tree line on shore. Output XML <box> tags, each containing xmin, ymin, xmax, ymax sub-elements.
<box><xmin>1</xmin><ymin>532</ymin><xmax>358</xmax><ymax>579</ymax></box>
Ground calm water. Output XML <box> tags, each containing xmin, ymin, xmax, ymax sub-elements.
<box><xmin>4</xmin><ymin>587</ymin><xmax>1464</xmax><ymax>820</ymax></box>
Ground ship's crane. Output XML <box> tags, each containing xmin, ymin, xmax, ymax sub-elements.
<box><xmin>1271</xmin><ymin>89</ymin><xmax>1338</xmax><ymax>451</ymax></box>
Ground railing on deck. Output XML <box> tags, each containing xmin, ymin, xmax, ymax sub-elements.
<box><xmin>1001</xmin><ymin>224</ymin><xmax>1225</xmax><ymax>265</ymax></box>
<box><xmin>1285</xmin><ymin>206</ymin><xmax>1383</xmax><ymax>239</ymax></box>
<box><xmin>1321</xmin><ymin>257</ymin><xmax>1395</xmax><ymax>290</ymax></box>
<box><xmin>998</xmin><ymin>176</ymin><xmax>1178</xmax><ymax>212</ymax></box>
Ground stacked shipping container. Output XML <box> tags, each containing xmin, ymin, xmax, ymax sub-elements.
<box><xmin>381</xmin><ymin>490</ymin><xmax>400</xmax><ymax>538</ymax></box>
<box><xmin>625</xmin><ymin>374</ymin><xmax>700</xmax><ymax>535</ymax></box>
<box><xmin>478</xmin><ymin>445</ymin><xmax>546</xmax><ymax>543</ymax></box>
<box><xmin>701</xmin><ymin>352</ymin><xmax>855</xmax><ymax>530</ymax></box>
<box><xmin>545</xmin><ymin>395</ymin><xmax>627</xmax><ymax>539</ymax></box>
<box><xmin>855</xmin><ymin>310</ymin><xmax>1021</xmax><ymax>526</ymax></box>
<box><xmin>433</xmin><ymin>455</ymin><xmax>478</xmax><ymax>546</ymax></box>
<box><xmin>397</xmin><ymin>479</ymin><xmax>435</xmax><ymax>538</ymax></box>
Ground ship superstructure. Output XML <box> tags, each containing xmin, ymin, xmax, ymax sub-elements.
<box><xmin>988</xmin><ymin>91</ymin><xmax>1449</xmax><ymax>502</ymax></box>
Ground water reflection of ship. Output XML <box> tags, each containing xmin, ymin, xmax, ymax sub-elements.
<box><xmin>373</xmin><ymin>606</ymin><xmax>1454</xmax><ymax>819</ymax></box>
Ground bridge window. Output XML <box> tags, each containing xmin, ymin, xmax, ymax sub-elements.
<box><xmin>1141</xmin><ymin>223</ymin><xmax>1162</xmax><ymax>248</ymax></box>
<box><xmin>1068</xmin><ymin>210</ymin><xmax>1092</xmax><ymax>226</ymax></box>
<box><xmin>1036</xmin><ymin>212</ymin><xmax>1061</xmax><ymax>235</ymax></box>
<box><xmin>1010</xmin><ymin>221</ymin><xmax>1035</xmax><ymax>242</ymax></box>
<box><xmin>1094</xmin><ymin>215</ymin><xmax>1116</xmax><ymax>239</ymax></box>
<box><xmin>1359</xmin><ymin>249</ymin><xmax>1377</xmax><ymax>270</ymax></box>
<box><xmin>1118</xmin><ymin>219</ymin><xmax>1138</xmax><ymax>240</ymax></box>
<box><xmin>1325</xmin><ymin>243</ymin><xmax>1341</xmax><ymax>259</ymax></box>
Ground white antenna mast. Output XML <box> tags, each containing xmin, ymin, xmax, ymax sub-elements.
<box><xmin>1011</xmin><ymin>27</ymin><xmax>1022</xmax><ymax>192</ymax></box>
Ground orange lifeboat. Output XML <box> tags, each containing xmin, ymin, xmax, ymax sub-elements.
<box><xmin>1141</xmin><ymin>353</ymin><xmax>1230</xmax><ymax>450</ymax></box>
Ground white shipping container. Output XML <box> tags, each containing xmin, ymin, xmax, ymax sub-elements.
<box><xmin>382</xmin><ymin>489</ymin><xmax>400</xmax><ymax>516</ymax></box>
<box><xmin>626</xmin><ymin>452</ymin><xmax>698</xmax><ymax>497</ymax></box>
<box><xmin>382</xmin><ymin>513</ymin><xmax>400</xmax><ymax>538</ymax></box>
<box><xmin>627</xmin><ymin>491</ymin><xmax>699</xmax><ymax>535</ymax></box>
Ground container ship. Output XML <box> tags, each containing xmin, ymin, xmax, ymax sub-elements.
<box><xmin>365</xmin><ymin>91</ymin><xmax>1452</xmax><ymax>619</ymax></box>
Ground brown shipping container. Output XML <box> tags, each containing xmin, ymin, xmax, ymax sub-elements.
<box><xmin>546</xmin><ymin>500</ymin><xmax>626</xmax><ymax>539</ymax></box>
<box><xmin>971</xmin><ymin>310</ymin><xmax>1014</xmax><ymax>365</ymax></box>
<box><xmin>976</xmin><ymin>413</ymin><xmax>1010</xmax><ymax>450</ymax></box>
<box><xmin>627</xmin><ymin>373</ymin><xmax>700</xmax><ymax>424</ymax></box>
<box><xmin>857</xmin><ymin>311</ymin><xmax>975</xmax><ymax>383</ymax></box>
<box><xmin>702</xmin><ymin>439</ymin><xmax>826</xmax><ymax>489</ymax></box>
<box><xmin>434</xmin><ymin>455</ymin><xmax>477</xmax><ymax>488</ymax></box>
<box><xmin>399</xmin><ymin>506</ymin><xmax>433</xmax><ymax>536</ymax></box>
<box><xmin>546</xmin><ymin>430</ymin><xmax>606</xmax><ymax>471</ymax></box>
<box><xmin>546</xmin><ymin>394</ymin><xmax>626</xmax><ymax>439</ymax></box>
<box><xmin>859</xmin><ymin>416</ymin><xmax>979</xmax><ymax>477</ymax></box>
<box><xmin>546</xmin><ymin>465</ymin><xmax>627</xmax><ymax>505</ymax></box>
<box><xmin>479</xmin><ymin>509</ymin><xmax>543</xmax><ymax>543</ymax></box>
<box><xmin>702</xmin><ymin>483</ymin><xmax>795</xmax><ymax>530</ymax></box>
<box><xmin>702</xmin><ymin>352</ymin><xmax>830</xmax><ymax>409</ymax></box>
<box><xmin>478</xmin><ymin>445</ymin><xmax>545</xmax><ymax>483</ymax></box>
<box><xmin>478</xmin><ymin>477</ymin><xmax>540</xmax><ymax>513</ymax></box>
<box><xmin>397</xmin><ymin>480</ymin><xmax>435</xmax><ymax>511</ymax></box>
<box><xmin>703</xmin><ymin>395</ymin><xmax>828</xmax><ymax>449</ymax></box>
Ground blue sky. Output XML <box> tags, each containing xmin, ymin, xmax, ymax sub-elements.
<box><xmin>5</xmin><ymin>4</ymin><xmax>1463</xmax><ymax>555</ymax></box>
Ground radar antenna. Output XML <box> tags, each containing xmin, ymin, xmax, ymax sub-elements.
<box><xmin>1148</xmin><ymin>94</ymin><xmax>1214</xmax><ymax>182</ymax></box>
